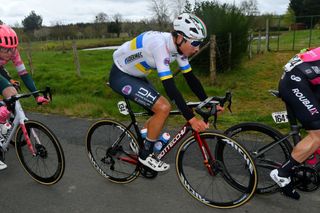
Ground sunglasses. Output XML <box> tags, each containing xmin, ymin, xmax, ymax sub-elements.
<box><xmin>183</xmin><ymin>37</ymin><xmax>202</xmax><ymax>47</ymax></box>
<box><xmin>0</xmin><ymin>47</ymin><xmax>15</xmax><ymax>53</ymax></box>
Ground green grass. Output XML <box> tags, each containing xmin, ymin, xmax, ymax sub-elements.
<box><xmin>5</xmin><ymin>42</ymin><xmax>297</xmax><ymax>132</ymax></box>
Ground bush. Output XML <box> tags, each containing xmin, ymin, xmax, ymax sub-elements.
<box><xmin>191</xmin><ymin>1</ymin><xmax>250</xmax><ymax>74</ymax></box>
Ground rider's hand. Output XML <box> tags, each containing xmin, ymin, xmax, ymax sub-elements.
<box><xmin>188</xmin><ymin>117</ymin><xmax>209</xmax><ymax>132</ymax></box>
<box><xmin>10</xmin><ymin>79</ymin><xmax>21</xmax><ymax>91</ymax></box>
<box><xmin>216</xmin><ymin>105</ymin><xmax>224</xmax><ymax>114</ymax></box>
<box><xmin>36</xmin><ymin>96</ymin><xmax>50</xmax><ymax>105</ymax></box>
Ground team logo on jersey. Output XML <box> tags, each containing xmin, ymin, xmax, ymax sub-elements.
<box><xmin>290</xmin><ymin>75</ymin><xmax>301</xmax><ymax>82</ymax></box>
<box><xmin>122</xmin><ymin>85</ymin><xmax>132</xmax><ymax>95</ymax></box>
<box><xmin>284</xmin><ymin>55</ymin><xmax>303</xmax><ymax>72</ymax></box>
<box><xmin>181</xmin><ymin>55</ymin><xmax>188</xmax><ymax>61</ymax></box>
<box><xmin>164</xmin><ymin>57</ymin><xmax>170</xmax><ymax>66</ymax></box>
<box><xmin>311</xmin><ymin>66</ymin><xmax>320</xmax><ymax>74</ymax></box>
<box><xmin>292</xmin><ymin>88</ymin><xmax>319</xmax><ymax>115</ymax></box>
<box><xmin>124</xmin><ymin>52</ymin><xmax>143</xmax><ymax>64</ymax></box>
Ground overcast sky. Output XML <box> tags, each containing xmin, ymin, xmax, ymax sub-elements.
<box><xmin>0</xmin><ymin>0</ymin><xmax>290</xmax><ymax>26</ymax></box>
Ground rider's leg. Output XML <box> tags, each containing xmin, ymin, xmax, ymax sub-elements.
<box><xmin>291</xmin><ymin>130</ymin><xmax>320</xmax><ymax>162</ymax></box>
<box><xmin>139</xmin><ymin>97</ymin><xmax>171</xmax><ymax>172</ymax></box>
<box><xmin>144</xmin><ymin>96</ymin><xmax>171</xmax><ymax>140</ymax></box>
<box><xmin>0</xmin><ymin>84</ymin><xmax>16</xmax><ymax>170</ymax></box>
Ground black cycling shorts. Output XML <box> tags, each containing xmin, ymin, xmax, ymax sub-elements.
<box><xmin>0</xmin><ymin>66</ymin><xmax>13</xmax><ymax>93</ymax></box>
<box><xmin>279</xmin><ymin>68</ymin><xmax>320</xmax><ymax>130</ymax></box>
<box><xmin>109</xmin><ymin>64</ymin><xmax>160</xmax><ymax>110</ymax></box>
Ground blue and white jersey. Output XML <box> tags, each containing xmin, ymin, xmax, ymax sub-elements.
<box><xmin>113</xmin><ymin>31</ymin><xmax>192</xmax><ymax>81</ymax></box>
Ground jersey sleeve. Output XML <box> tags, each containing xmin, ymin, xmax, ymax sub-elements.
<box><xmin>152</xmin><ymin>41</ymin><xmax>173</xmax><ymax>81</ymax></box>
<box><xmin>11</xmin><ymin>50</ymin><xmax>28</xmax><ymax>75</ymax></box>
<box><xmin>177</xmin><ymin>55</ymin><xmax>192</xmax><ymax>74</ymax></box>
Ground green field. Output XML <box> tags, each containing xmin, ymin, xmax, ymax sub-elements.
<box><xmin>5</xmin><ymin>39</ymin><xmax>298</xmax><ymax>131</ymax></box>
<box><xmin>252</xmin><ymin>29</ymin><xmax>320</xmax><ymax>51</ymax></box>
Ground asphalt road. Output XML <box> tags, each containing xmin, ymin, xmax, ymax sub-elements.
<box><xmin>0</xmin><ymin>112</ymin><xmax>319</xmax><ymax>213</ymax></box>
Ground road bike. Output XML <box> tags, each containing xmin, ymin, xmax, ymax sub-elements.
<box><xmin>86</xmin><ymin>92</ymin><xmax>258</xmax><ymax>209</ymax></box>
<box><xmin>225</xmin><ymin>90</ymin><xmax>320</xmax><ymax>194</ymax></box>
<box><xmin>0</xmin><ymin>87</ymin><xmax>65</xmax><ymax>185</ymax></box>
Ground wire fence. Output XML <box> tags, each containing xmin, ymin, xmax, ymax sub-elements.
<box><xmin>249</xmin><ymin>15</ymin><xmax>320</xmax><ymax>54</ymax></box>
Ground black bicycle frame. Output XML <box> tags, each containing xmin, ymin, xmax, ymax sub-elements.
<box><xmin>115</xmin><ymin>98</ymin><xmax>214</xmax><ymax>168</ymax></box>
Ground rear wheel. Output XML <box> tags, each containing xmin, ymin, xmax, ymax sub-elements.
<box><xmin>86</xmin><ymin>119</ymin><xmax>140</xmax><ymax>183</ymax></box>
<box><xmin>176</xmin><ymin>131</ymin><xmax>257</xmax><ymax>209</ymax></box>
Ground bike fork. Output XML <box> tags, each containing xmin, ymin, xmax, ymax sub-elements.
<box><xmin>194</xmin><ymin>132</ymin><xmax>215</xmax><ymax>176</ymax></box>
<box><xmin>20</xmin><ymin>124</ymin><xmax>36</xmax><ymax>156</ymax></box>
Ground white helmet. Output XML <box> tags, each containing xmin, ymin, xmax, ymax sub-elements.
<box><xmin>173</xmin><ymin>13</ymin><xmax>207</xmax><ymax>41</ymax></box>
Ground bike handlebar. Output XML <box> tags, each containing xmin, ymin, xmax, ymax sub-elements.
<box><xmin>3</xmin><ymin>86</ymin><xmax>52</xmax><ymax>106</ymax></box>
<box><xmin>194</xmin><ymin>91</ymin><xmax>232</xmax><ymax>128</ymax></box>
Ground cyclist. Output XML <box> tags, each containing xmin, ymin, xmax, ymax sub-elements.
<box><xmin>0</xmin><ymin>24</ymin><xmax>49</xmax><ymax>170</ymax></box>
<box><xmin>270</xmin><ymin>47</ymin><xmax>320</xmax><ymax>199</ymax></box>
<box><xmin>109</xmin><ymin>13</ymin><xmax>213</xmax><ymax>172</ymax></box>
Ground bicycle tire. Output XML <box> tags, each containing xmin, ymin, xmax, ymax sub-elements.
<box><xmin>85</xmin><ymin>119</ymin><xmax>140</xmax><ymax>184</ymax></box>
<box><xmin>176</xmin><ymin>131</ymin><xmax>257</xmax><ymax>209</ymax></box>
<box><xmin>225</xmin><ymin>122</ymin><xmax>292</xmax><ymax>194</ymax></box>
<box><xmin>15</xmin><ymin>120</ymin><xmax>65</xmax><ymax>185</ymax></box>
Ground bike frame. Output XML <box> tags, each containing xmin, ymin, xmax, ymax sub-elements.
<box><xmin>114</xmin><ymin>98</ymin><xmax>215</xmax><ymax>173</ymax></box>
<box><xmin>1</xmin><ymin>100</ymin><xmax>36</xmax><ymax>156</ymax></box>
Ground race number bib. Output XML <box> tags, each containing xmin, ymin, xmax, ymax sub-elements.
<box><xmin>271</xmin><ymin>111</ymin><xmax>288</xmax><ymax>123</ymax></box>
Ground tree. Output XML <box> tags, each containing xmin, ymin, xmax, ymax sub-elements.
<box><xmin>0</xmin><ymin>20</ymin><xmax>3</xmax><ymax>25</ymax></box>
<box><xmin>289</xmin><ymin>0</ymin><xmax>304</xmax><ymax>16</ymax></box>
<box><xmin>170</xmin><ymin>0</ymin><xmax>187</xmax><ymax>18</ymax></box>
<box><xmin>108</xmin><ymin>13</ymin><xmax>123</xmax><ymax>38</ymax></box>
<box><xmin>183</xmin><ymin>0</ymin><xmax>193</xmax><ymax>13</ymax></box>
<box><xmin>240</xmin><ymin>0</ymin><xmax>260</xmax><ymax>16</ymax></box>
<box><xmin>22</xmin><ymin>11</ymin><xmax>43</xmax><ymax>33</ymax></box>
<box><xmin>149</xmin><ymin>0</ymin><xmax>171</xmax><ymax>30</ymax></box>
<box><xmin>94</xmin><ymin>12</ymin><xmax>109</xmax><ymax>38</ymax></box>
<box><xmin>95</xmin><ymin>12</ymin><xmax>109</xmax><ymax>23</ymax></box>
<box><xmin>289</xmin><ymin>0</ymin><xmax>320</xmax><ymax>27</ymax></box>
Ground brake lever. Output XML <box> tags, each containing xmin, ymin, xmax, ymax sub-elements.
<box><xmin>43</xmin><ymin>86</ymin><xmax>52</xmax><ymax>101</ymax></box>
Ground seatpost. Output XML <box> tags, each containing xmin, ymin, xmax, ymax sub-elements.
<box><xmin>286</xmin><ymin>104</ymin><xmax>302</xmax><ymax>145</ymax></box>
<box><xmin>124</xmin><ymin>98</ymin><xmax>143</xmax><ymax>143</ymax></box>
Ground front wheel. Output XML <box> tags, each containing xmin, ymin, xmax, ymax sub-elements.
<box><xmin>15</xmin><ymin>120</ymin><xmax>65</xmax><ymax>185</ymax></box>
<box><xmin>225</xmin><ymin>122</ymin><xmax>292</xmax><ymax>194</ymax></box>
<box><xmin>176</xmin><ymin>131</ymin><xmax>257</xmax><ymax>209</ymax></box>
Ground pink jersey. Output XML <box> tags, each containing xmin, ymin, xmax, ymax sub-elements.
<box><xmin>0</xmin><ymin>49</ymin><xmax>27</xmax><ymax>75</ymax></box>
<box><xmin>298</xmin><ymin>47</ymin><xmax>320</xmax><ymax>62</ymax></box>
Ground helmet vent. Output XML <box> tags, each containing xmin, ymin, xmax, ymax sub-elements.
<box><xmin>4</xmin><ymin>37</ymin><xmax>8</xmax><ymax>45</ymax></box>
<box><xmin>190</xmin><ymin>28</ymin><xmax>198</xmax><ymax>34</ymax></box>
<box><xmin>185</xmin><ymin>19</ymin><xmax>191</xmax><ymax>24</ymax></box>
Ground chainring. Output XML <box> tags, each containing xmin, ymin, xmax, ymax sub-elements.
<box><xmin>140</xmin><ymin>165</ymin><xmax>158</xmax><ymax>179</ymax></box>
<box><xmin>293</xmin><ymin>166</ymin><xmax>320</xmax><ymax>192</ymax></box>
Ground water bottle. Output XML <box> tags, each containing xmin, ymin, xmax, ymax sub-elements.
<box><xmin>153</xmin><ymin>132</ymin><xmax>170</xmax><ymax>154</ymax></box>
<box><xmin>140</xmin><ymin>128</ymin><xmax>147</xmax><ymax>139</ymax></box>
<box><xmin>1</xmin><ymin>122</ymin><xmax>11</xmax><ymax>135</ymax></box>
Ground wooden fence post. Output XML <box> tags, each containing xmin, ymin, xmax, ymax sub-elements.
<box><xmin>26</xmin><ymin>42</ymin><xmax>34</xmax><ymax>75</ymax></box>
<box><xmin>228</xmin><ymin>33</ymin><xmax>232</xmax><ymax>71</ymax></box>
<box><xmin>248</xmin><ymin>33</ymin><xmax>253</xmax><ymax>59</ymax></box>
<box><xmin>257</xmin><ymin>31</ymin><xmax>262</xmax><ymax>54</ymax></box>
<box><xmin>72</xmin><ymin>40</ymin><xmax>81</xmax><ymax>77</ymax></box>
<box><xmin>209</xmin><ymin>34</ymin><xmax>217</xmax><ymax>85</ymax></box>
<box><xmin>265</xmin><ymin>18</ymin><xmax>270</xmax><ymax>52</ymax></box>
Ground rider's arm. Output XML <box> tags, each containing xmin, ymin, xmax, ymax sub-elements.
<box><xmin>11</xmin><ymin>50</ymin><xmax>38</xmax><ymax>95</ymax></box>
<box><xmin>182</xmin><ymin>71</ymin><xmax>207</xmax><ymax>101</ymax></box>
<box><xmin>176</xmin><ymin>55</ymin><xmax>207</xmax><ymax>101</ymax></box>
<box><xmin>162</xmin><ymin>78</ymin><xmax>194</xmax><ymax>121</ymax></box>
